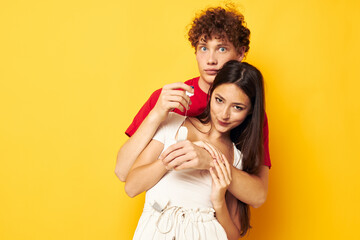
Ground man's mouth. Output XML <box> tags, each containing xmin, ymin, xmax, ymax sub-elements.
<box><xmin>204</xmin><ymin>69</ymin><xmax>218</xmax><ymax>75</ymax></box>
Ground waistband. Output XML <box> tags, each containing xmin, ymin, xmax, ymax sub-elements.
<box><xmin>144</xmin><ymin>200</ymin><xmax>216</xmax><ymax>238</ymax></box>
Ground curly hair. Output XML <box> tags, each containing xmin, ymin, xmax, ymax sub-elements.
<box><xmin>188</xmin><ymin>6</ymin><xmax>250</xmax><ymax>55</ymax></box>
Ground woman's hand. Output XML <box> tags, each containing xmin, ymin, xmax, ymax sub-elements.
<box><xmin>209</xmin><ymin>154</ymin><xmax>232</xmax><ymax>209</ymax></box>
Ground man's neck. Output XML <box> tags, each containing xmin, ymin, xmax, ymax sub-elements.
<box><xmin>197</xmin><ymin>77</ymin><xmax>211</xmax><ymax>94</ymax></box>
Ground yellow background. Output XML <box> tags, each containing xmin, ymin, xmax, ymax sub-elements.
<box><xmin>1</xmin><ymin>0</ymin><xmax>359</xmax><ymax>239</ymax></box>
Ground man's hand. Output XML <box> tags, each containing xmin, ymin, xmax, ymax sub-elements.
<box><xmin>152</xmin><ymin>82</ymin><xmax>193</xmax><ymax>122</ymax></box>
<box><xmin>159</xmin><ymin>140</ymin><xmax>214</xmax><ymax>170</ymax></box>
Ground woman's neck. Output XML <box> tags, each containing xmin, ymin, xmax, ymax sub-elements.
<box><xmin>185</xmin><ymin>117</ymin><xmax>234</xmax><ymax>164</ymax></box>
<box><xmin>186</xmin><ymin>117</ymin><xmax>230</xmax><ymax>143</ymax></box>
<box><xmin>208</xmin><ymin>127</ymin><xmax>230</xmax><ymax>142</ymax></box>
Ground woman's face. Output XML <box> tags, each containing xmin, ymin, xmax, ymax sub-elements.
<box><xmin>210</xmin><ymin>83</ymin><xmax>251</xmax><ymax>134</ymax></box>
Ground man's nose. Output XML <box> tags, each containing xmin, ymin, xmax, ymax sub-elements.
<box><xmin>207</xmin><ymin>51</ymin><xmax>217</xmax><ymax>65</ymax></box>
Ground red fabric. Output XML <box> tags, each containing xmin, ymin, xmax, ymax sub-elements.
<box><xmin>125</xmin><ymin>77</ymin><xmax>271</xmax><ymax>168</ymax></box>
<box><xmin>125</xmin><ymin>77</ymin><xmax>206</xmax><ymax>136</ymax></box>
<box><xmin>263</xmin><ymin>113</ymin><xmax>271</xmax><ymax>168</ymax></box>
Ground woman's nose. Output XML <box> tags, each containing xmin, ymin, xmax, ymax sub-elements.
<box><xmin>221</xmin><ymin>107</ymin><xmax>230</xmax><ymax>119</ymax></box>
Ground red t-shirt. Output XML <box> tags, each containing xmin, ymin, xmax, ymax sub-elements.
<box><xmin>126</xmin><ymin>77</ymin><xmax>271</xmax><ymax>168</ymax></box>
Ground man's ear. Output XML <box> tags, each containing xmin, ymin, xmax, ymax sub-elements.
<box><xmin>237</xmin><ymin>46</ymin><xmax>246</xmax><ymax>62</ymax></box>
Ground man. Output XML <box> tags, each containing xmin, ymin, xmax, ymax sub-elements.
<box><xmin>115</xmin><ymin>6</ymin><xmax>270</xmax><ymax>208</ymax></box>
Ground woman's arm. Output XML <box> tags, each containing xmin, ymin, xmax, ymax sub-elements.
<box><xmin>124</xmin><ymin>139</ymin><xmax>168</xmax><ymax>198</ymax></box>
<box><xmin>210</xmin><ymin>155</ymin><xmax>240</xmax><ymax>240</ymax></box>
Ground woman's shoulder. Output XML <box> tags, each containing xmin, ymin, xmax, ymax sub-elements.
<box><xmin>233</xmin><ymin>144</ymin><xmax>243</xmax><ymax>170</ymax></box>
<box><xmin>160</xmin><ymin>112</ymin><xmax>186</xmax><ymax>132</ymax></box>
<box><xmin>153</xmin><ymin>113</ymin><xmax>185</xmax><ymax>143</ymax></box>
<box><xmin>166</xmin><ymin>112</ymin><xmax>186</xmax><ymax>124</ymax></box>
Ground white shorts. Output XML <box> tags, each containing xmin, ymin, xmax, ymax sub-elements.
<box><xmin>133</xmin><ymin>202</ymin><xmax>228</xmax><ymax>240</ymax></box>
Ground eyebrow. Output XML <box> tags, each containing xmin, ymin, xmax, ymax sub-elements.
<box><xmin>215</xmin><ymin>93</ymin><xmax>248</xmax><ymax>107</ymax></box>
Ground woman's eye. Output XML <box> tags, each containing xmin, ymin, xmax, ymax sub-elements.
<box><xmin>215</xmin><ymin>97</ymin><xmax>223</xmax><ymax>103</ymax></box>
<box><xmin>234</xmin><ymin>105</ymin><xmax>243</xmax><ymax>111</ymax></box>
<box><xmin>200</xmin><ymin>46</ymin><xmax>207</xmax><ymax>51</ymax></box>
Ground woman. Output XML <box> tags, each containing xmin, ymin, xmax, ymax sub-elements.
<box><xmin>125</xmin><ymin>60</ymin><xmax>265</xmax><ymax>239</ymax></box>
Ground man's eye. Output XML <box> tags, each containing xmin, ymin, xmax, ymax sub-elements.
<box><xmin>219</xmin><ymin>47</ymin><xmax>226</xmax><ymax>52</ymax></box>
<box><xmin>201</xmin><ymin>47</ymin><xmax>207</xmax><ymax>51</ymax></box>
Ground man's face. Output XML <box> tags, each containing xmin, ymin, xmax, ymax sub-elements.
<box><xmin>196</xmin><ymin>35</ymin><xmax>244</xmax><ymax>88</ymax></box>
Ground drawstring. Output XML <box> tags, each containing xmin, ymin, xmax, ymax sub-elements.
<box><xmin>150</xmin><ymin>202</ymin><xmax>215</xmax><ymax>240</ymax></box>
<box><xmin>155</xmin><ymin>206</ymin><xmax>179</xmax><ymax>234</ymax></box>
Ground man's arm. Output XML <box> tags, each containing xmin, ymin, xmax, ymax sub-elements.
<box><xmin>115</xmin><ymin>83</ymin><xmax>193</xmax><ymax>182</ymax></box>
<box><xmin>228</xmin><ymin>165</ymin><xmax>269</xmax><ymax>208</ymax></box>
<box><xmin>115</xmin><ymin>110</ymin><xmax>164</xmax><ymax>182</ymax></box>
<box><xmin>160</xmin><ymin>140</ymin><xmax>269</xmax><ymax>208</ymax></box>
<box><xmin>124</xmin><ymin>140</ymin><xmax>168</xmax><ymax>197</ymax></box>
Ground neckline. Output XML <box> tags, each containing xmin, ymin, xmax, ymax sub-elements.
<box><xmin>172</xmin><ymin>114</ymin><xmax>237</xmax><ymax>166</ymax></box>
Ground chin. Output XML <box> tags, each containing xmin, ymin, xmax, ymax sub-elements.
<box><xmin>214</xmin><ymin>125</ymin><xmax>231</xmax><ymax>134</ymax></box>
<box><xmin>203</xmin><ymin>75</ymin><xmax>215</xmax><ymax>84</ymax></box>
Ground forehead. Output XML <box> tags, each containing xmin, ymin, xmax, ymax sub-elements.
<box><xmin>198</xmin><ymin>34</ymin><xmax>232</xmax><ymax>46</ymax></box>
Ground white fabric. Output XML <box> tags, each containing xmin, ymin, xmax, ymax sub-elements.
<box><xmin>133</xmin><ymin>113</ymin><xmax>243</xmax><ymax>240</ymax></box>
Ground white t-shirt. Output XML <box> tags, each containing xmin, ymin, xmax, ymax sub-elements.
<box><xmin>145</xmin><ymin>113</ymin><xmax>243</xmax><ymax>209</ymax></box>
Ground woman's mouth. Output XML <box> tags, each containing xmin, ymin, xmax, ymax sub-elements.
<box><xmin>217</xmin><ymin>119</ymin><xmax>230</xmax><ymax>126</ymax></box>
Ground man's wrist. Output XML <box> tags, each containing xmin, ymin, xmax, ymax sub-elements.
<box><xmin>156</xmin><ymin>159</ymin><xmax>168</xmax><ymax>173</ymax></box>
<box><xmin>148</xmin><ymin>109</ymin><xmax>167</xmax><ymax>124</ymax></box>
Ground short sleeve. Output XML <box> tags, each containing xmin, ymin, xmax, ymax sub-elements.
<box><xmin>263</xmin><ymin>113</ymin><xmax>271</xmax><ymax>168</ymax></box>
<box><xmin>152</xmin><ymin>120</ymin><xmax>167</xmax><ymax>144</ymax></box>
<box><xmin>232</xmin><ymin>146</ymin><xmax>243</xmax><ymax>170</ymax></box>
<box><xmin>125</xmin><ymin>89</ymin><xmax>162</xmax><ymax>137</ymax></box>
<box><xmin>152</xmin><ymin>113</ymin><xmax>185</xmax><ymax>148</ymax></box>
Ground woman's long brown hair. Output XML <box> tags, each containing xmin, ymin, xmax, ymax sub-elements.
<box><xmin>197</xmin><ymin>60</ymin><xmax>265</xmax><ymax>236</ymax></box>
